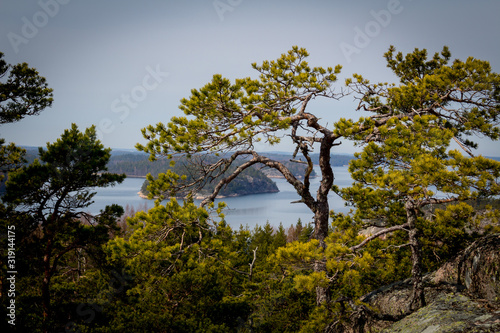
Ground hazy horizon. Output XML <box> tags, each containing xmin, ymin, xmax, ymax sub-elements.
<box><xmin>1</xmin><ymin>1</ymin><xmax>499</xmax><ymax>156</ymax></box>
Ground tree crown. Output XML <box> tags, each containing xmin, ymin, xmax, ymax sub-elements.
<box><xmin>137</xmin><ymin>46</ymin><xmax>342</xmax><ymax>158</ymax></box>
<box><xmin>0</xmin><ymin>52</ymin><xmax>53</xmax><ymax>124</ymax></box>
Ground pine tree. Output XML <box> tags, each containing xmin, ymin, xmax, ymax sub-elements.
<box><xmin>3</xmin><ymin>124</ymin><xmax>125</xmax><ymax>331</ymax></box>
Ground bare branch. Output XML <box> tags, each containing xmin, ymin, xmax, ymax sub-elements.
<box><xmin>350</xmin><ymin>222</ymin><xmax>410</xmax><ymax>252</ymax></box>
<box><xmin>249</xmin><ymin>247</ymin><xmax>258</xmax><ymax>281</ymax></box>
<box><xmin>200</xmin><ymin>151</ymin><xmax>317</xmax><ymax>211</ymax></box>
<box><xmin>453</xmin><ymin>136</ymin><xmax>475</xmax><ymax>157</ymax></box>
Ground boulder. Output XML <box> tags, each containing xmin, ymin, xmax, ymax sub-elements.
<box><xmin>361</xmin><ymin>234</ymin><xmax>500</xmax><ymax>332</ymax></box>
<box><xmin>381</xmin><ymin>293</ymin><xmax>500</xmax><ymax>332</ymax></box>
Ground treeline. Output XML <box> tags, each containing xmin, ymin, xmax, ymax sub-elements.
<box><xmin>3</xmin><ymin>202</ymin><xmax>319</xmax><ymax>332</ymax></box>
<box><xmin>108</xmin><ymin>152</ymin><xmax>320</xmax><ymax>198</ymax></box>
<box><xmin>139</xmin><ymin>157</ymin><xmax>280</xmax><ymax>198</ymax></box>
<box><xmin>105</xmin><ymin>151</ymin><xmax>328</xmax><ymax>179</ymax></box>
<box><xmin>107</xmin><ymin>152</ymin><xmax>165</xmax><ymax>177</ymax></box>
<box><xmin>12</xmin><ymin>149</ymin><xmax>356</xmax><ymax>179</ymax></box>
<box><xmin>12</xmin><ymin>149</ymin><xmax>352</xmax><ymax>198</ymax></box>
<box><xmin>6</xmin><ymin>195</ymin><xmax>499</xmax><ymax>333</ymax></box>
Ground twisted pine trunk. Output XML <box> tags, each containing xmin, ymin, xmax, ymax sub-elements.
<box><xmin>405</xmin><ymin>201</ymin><xmax>426</xmax><ymax>312</ymax></box>
<box><xmin>313</xmin><ymin>137</ymin><xmax>336</xmax><ymax>305</ymax></box>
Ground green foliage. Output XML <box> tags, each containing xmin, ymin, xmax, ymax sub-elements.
<box><xmin>278</xmin><ymin>45</ymin><xmax>500</xmax><ymax>328</ymax></box>
<box><xmin>0</xmin><ymin>139</ymin><xmax>25</xmax><ymax>184</ymax></box>
<box><xmin>136</xmin><ymin>47</ymin><xmax>346</xmax><ymax>265</ymax></box>
<box><xmin>0</xmin><ymin>52</ymin><xmax>53</xmax><ymax>192</ymax></box>
<box><xmin>4</xmin><ymin>124</ymin><xmax>126</xmax><ymax>209</ymax></box>
<box><xmin>3</xmin><ymin>46</ymin><xmax>500</xmax><ymax>332</ymax></box>
<box><xmin>136</xmin><ymin>45</ymin><xmax>341</xmax><ymax>164</ymax></box>
<box><xmin>101</xmin><ymin>199</ymin><xmax>252</xmax><ymax>332</ymax></box>
<box><xmin>332</xmin><ymin>114</ymin><xmax>500</xmax><ymax>290</ymax></box>
<box><xmin>0</xmin><ymin>52</ymin><xmax>53</xmax><ymax>124</ymax></box>
<box><xmin>344</xmin><ymin>46</ymin><xmax>500</xmax><ymax>148</ymax></box>
<box><xmin>92</xmin><ymin>210</ymin><xmax>316</xmax><ymax>332</ymax></box>
<box><xmin>1</xmin><ymin>124</ymin><xmax>125</xmax><ymax>331</ymax></box>
<box><xmin>336</xmin><ymin>113</ymin><xmax>500</xmax><ymax>221</ymax></box>
<box><xmin>237</xmin><ymin>222</ymin><xmax>316</xmax><ymax>332</ymax></box>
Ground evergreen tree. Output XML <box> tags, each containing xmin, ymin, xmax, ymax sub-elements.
<box><xmin>0</xmin><ymin>52</ymin><xmax>53</xmax><ymax>124</ymax></box>
<box><xmin>103</xmin><ymin>199</ymin><xmax>252</xmax><ymax>332</ymax></box>
<box><xmin>333</xmin><ymin>46</ymin><xmax>500</xmax><ymax>312</ymax></box>
<box><xmin>2</xmin><ymin>124</ymin><xmax>125</xmax><ymax>332</ymax></box>
<box><xmin>0</xmin><ymin>51</ymin><xmax>53</xmax><ymax>182</ymax></box>
<box><xmin>335</xmin><ymin>115</ymin><xmax>500</xmax><ymax>311</ymax></box>
<box><xmin>274</xmin><ymin>46</ymin><xmax>500</xmax><ymax>330</ymax></box>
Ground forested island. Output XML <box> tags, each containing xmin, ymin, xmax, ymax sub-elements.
<box><xmin>105</xmin><ymin>151</ymin><xmax>335</xmax><ymax>199</ymax></box>
<box><xmin>9</xmin><ymin>148</ymin><xmax>348</xmax><ymax>200</ymax></box>
<box><xmin>137</xmin><ymin>157</ymin><xmax>280</xmax><ymax>199</ymax></box>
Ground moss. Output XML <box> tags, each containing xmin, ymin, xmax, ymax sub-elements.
<box><xmin>382</xmin><ymin>293</ymin><xmax>500</xmax><ymax>332</ymax></box>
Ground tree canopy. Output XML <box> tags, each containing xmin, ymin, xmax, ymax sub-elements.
<box><xmin>1</xmin><ymin>46</ymin><xmax>499</xmax><ymax>332</ymax></box>
<box><xmin>0</xmin><ymin>52</ymin><xmax>53</xmax><ymax>124</ymax></box>
<box><xmin>3</xmin><ymin>124</ymin><xmax>125</xmax><ymax>331</ymax></box>
<box><xmin>137</xmin><ymin>45</ymin><xmax>500</xmax><ymax>307</ymax></box>
<box><xmin>0</xmin><ymin>52</ymin><xmax>53</xmax><ymax>181</ymax></box>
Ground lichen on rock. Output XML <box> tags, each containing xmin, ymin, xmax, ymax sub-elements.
<box><xmin>381</xmin><ymin>293</ymin><xmax>500</xmax><ymax>333</ymax></box>
<box><xmin>360</xmin><ymin>234</ymin><xmax>500</xmax><ymax>332</ymax></box>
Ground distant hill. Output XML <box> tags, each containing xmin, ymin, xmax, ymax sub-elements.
<box><xmin>138</xmin><ymin>161</ymin><xmax>280</xmax><ymax>199</ymax></box>
<box><xmin>106</xmin><ymin>151</ymin><xmax>326</xmax><ymax>179</ymax></box>
<box><xmin>127</xmin><ymin>154</ymin><xmax>280</xmax><ymax>199</ymax></box>
<box><xmin>259</xmin><ymin>152</ymin><xmax>354</xmax><ymax>167</ymax></box>
<box><xmin>6</xmin><ymin>147</ymin><xmax>499</xmax><ymax>199</ymax></box>
<box><xmin>106</xmin><ymin>151</ymin><xmax>354</xmax><ymax>199</ymax></box>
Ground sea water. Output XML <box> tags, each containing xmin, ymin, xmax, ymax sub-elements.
<box><xmin>89</xmin><ymin>166</ymin><xmax>353</xmax><ymax>229</ymax></box>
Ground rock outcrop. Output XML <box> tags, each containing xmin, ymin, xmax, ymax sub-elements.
<box><xmin>382</xmin><ymin>293</ymin><xmax>500</xmax><ymax>332</ymax></box>
<box><xmin>359</xmin><ymin>234</ymin><xmax>500</xmax><ymax>332</ymax></box>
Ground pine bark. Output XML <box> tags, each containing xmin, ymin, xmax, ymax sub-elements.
<box><xmin>313</xmin><ymin>137</ymin><xmax>336</xmax><ymax>305</ymax></box>
<box><xmin>405</xmin><ymin>201</ymin><xmax>426</xmax><ymax>312</ymax></box>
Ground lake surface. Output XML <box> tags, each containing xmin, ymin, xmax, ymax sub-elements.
<box><xmin>89</xmin><ymin>166</ymin><xmax>353</xmax><ymax>230</ymax></box>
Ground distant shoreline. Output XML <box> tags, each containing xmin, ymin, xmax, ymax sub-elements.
<box><xmin>137</xmin><ymin>188</ymin><xmax>279</xmax><ymax>201</ymax></box>
<box><xmin>137</xmin><ymin>191</ymin><xmax>237</xmax><ymax>200</ymax></box>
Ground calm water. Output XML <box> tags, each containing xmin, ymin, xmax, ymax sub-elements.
<box><xmin>89</xmin><ymin>166</ymin><xmax>353</xmax><ymax>230</ymax></box>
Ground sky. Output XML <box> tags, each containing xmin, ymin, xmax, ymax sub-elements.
<box><xmin>1</xmin><ymin>0</ymin><xmax>499</xmax><ymax>156</ymax></box>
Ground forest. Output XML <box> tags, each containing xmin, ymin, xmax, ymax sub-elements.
<box><xmin>1</xmin><ymin>46</ymin><xmax>500</xmax><ymax>333</ymax></box>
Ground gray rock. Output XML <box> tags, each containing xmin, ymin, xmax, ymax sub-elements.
<box><xmin>361</xmin><ymin>234</ymin><xmax>500</xmax><ymax>332</ymax></box>
<box><xmin>381</xmin><ymin>293</ymin><xmax>500</xmax><ymax>333</ymax></box>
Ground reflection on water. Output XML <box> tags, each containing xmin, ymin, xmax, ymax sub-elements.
<box><xmin>90</xmin><ymin>166</ymin><xmax>352</xmax><ymax>229</ymax></box>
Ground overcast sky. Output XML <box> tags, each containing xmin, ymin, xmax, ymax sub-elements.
<box><xmin>1</xmin><ymin>0</ymin><xmax>499</xmax><ymax>156</ymax></box>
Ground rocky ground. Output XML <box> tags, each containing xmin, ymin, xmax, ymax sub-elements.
<box><xmin>383</xmin><ymin>293</ymin><xmax>500</xmax><ymax>332</ymax></box>
<box><xmin>359</xmin><ymin>234</ymin><xmax>500</xmax><ymax>332</ymax></box>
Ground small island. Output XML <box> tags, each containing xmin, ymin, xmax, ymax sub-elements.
<box><xmin>106</xmin><ymin>152</ymin><xmax>280</xmax><ymax>199</ymax></box>
<box><xmin>139</xmin><ymin>169</ymin><xmax>279</xmax><ymax>199</ymax></box>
